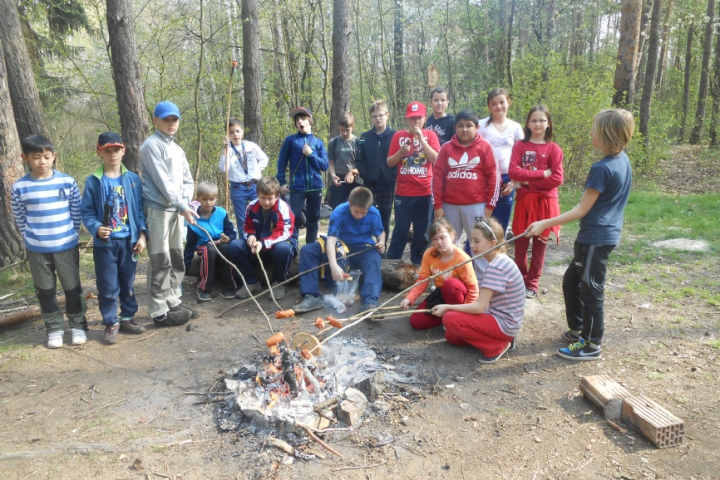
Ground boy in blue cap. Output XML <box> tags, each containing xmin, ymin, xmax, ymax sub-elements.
<box><xmin>140</xmin><ymin>101</ymin><xmax>199</xmax><ymax>327</ymax></box>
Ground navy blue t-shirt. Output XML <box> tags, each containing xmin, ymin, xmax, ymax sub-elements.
<box><xmin>576</xmin><ymin>152</ymin><xmax>632</xmax><ymax>245</ymax></box>
<box><xmin>426</xmin><ymin>115</ymin><xmax>456</xmax><ymax>145</ymax></box>
<box><xmin>328</xmin><ymin>203</ymin><xmax>384</xmax><ymax>245</ymax></box>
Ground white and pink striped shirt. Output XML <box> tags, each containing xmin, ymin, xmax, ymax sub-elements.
<box><xmin>476</xmin><ymin>253</ymin><xmax>525</xmax><ymax>337</ymax></box>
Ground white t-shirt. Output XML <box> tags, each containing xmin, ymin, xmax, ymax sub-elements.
<box><xmin>219</xmin><ymin>140</ymin><xmax>269</xmax><ymax>183</ymax></box>
<box><xmin>478</xmin><ymin>118</ymin><xmax>524</xmax><ymax>174</ymax></box>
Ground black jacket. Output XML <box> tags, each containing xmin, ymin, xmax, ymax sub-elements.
<box><xmin>356</xmin><ymin>127</ymin><xmax>397</xmax><ymax>187</ymax></box>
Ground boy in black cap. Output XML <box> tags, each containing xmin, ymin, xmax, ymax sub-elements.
<box><xmin>82</xmin><ymin>132</ymin><xmax>148</xmax><ymax>344</ymax></box>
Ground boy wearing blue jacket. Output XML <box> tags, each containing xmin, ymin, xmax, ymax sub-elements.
<box><xmin>82</xmin><ymin>132</ymin><xmax>148</xmax><ymax>345</ymax></box>
<box><xmin>276</xmin><ymin>107</ymin><xmax>328</xmax><ymax>244</ymax></box>
<box><xmin>184</xmin><ymin>182</ymin><xmax>242</xmax><ymax>302</ymax></box>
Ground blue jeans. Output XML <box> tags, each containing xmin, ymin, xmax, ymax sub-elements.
<box><xmin>491</xmin><ymin>173</ymin><xmax>514</xmax><ymax>233</ymax></box>
<box><xmin>290</xmin><ymin>190</ymin><xmax>323</xmax><ymax>244</ymax></box>
<box><xmin>230</xmin><ymin>182</ymin><xmax>257</xmax><ymax>227</ymax></box>
<box><xmin>387</xmin><ymin>194</ymin><xmax>432</xmax><ymax>264</ymax></box>
<box><xmin>93</xmin><ymin>237</ymin><xmax>138</xmax><ymax>326</ymax></box>
<box><xmin>298</xmin><ymin>242</ymin><xmax>382</xmax><ymax>305</ymax></box>
<box><xmin>232</xmin><ymin>238</ymin><xmax>297</xmax><ymax>284</ymax></box>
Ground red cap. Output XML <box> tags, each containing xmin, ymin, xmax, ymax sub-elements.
<box><xmin>405</xmin><ymin>102</ymin><xmax>426</xmax><ymax>118</ymax></box>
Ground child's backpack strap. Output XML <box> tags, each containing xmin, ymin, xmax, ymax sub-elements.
<box><xmin>317</xmin><ymin>235</ymin><xmax>349</xmax><ymax>279</ymax></box>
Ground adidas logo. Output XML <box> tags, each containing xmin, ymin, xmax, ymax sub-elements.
<box><xmin>448</xmin><ymin>152</ymin><xmax>479</xmax><ymax>170</ymax></box>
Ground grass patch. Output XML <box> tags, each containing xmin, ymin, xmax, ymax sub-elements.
<box><xmin>708</xmin><ymin>340</ymin><xmax>720</xmax><ymax>350</ymax></box>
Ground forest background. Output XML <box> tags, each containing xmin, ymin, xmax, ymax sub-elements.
<box><xmin>1</xmin><ymin>0</ymin><xmax>719</xmax><ymax>267</ymax></box>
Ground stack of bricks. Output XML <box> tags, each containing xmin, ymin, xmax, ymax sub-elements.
<box><xmin>579</xmin><ymin>374</ymin><xmax>685</xmax><ymax>449</ymax></box>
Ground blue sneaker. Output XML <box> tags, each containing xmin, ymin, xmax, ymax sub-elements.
<box><xmin>557</xmin><ymin>338</ymin><xmax>602</xmax><ymax>361</ymax></box>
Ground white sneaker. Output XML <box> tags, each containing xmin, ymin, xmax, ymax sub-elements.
<box><xmin>71</xmin><ymin>328</ymin><xmax>87</xmax><ymax>346</ymax></box>
<box><xmin>47</xmin><ymin>330</ymin><xmax>64</xmax><ymax>349</ymax></box>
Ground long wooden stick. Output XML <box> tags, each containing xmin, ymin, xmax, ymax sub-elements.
<box><xmin>224</xmin><ymin>60</ymin><xmax>238</xmax><ymax>211</ymax></box>
<box><xmin>255</xmin><ymin>250</ymin><xmax>282</xmax><ymax>310</ymax></box>
<box><xmin>314</xmin><ymin>309</ymin><xmax>430</xmax><ymax>335</ymax></box>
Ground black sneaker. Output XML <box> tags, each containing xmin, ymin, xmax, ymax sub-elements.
<box><xmin>563</xmin><ymin>329</ymin><xmax>581</xmax><ymax>342</ymax></box>
<box><xmin>221</xmin><ymin>288</ymin><xmax>236</xmax><ymax>299</ymax></box>
<box><xmin>154</xmin><ymin>305</ymin><xmax>192</xmax><ymax>327</ymax></box>
<box><xmin>478</xmin><ymin>342</ymin><xmax>511</xmax><ymax>364</ymax></box>
<box><xmin>119</xmin><ymin>319</ymin><xmax>146</xmax><ymax>334</ymax></box>
<box><xmin>360</xmin><ymin>303</ymin><xmax>382</xmax><ymax>319</ymax></box>
<box><xmin>197</xmin><ymin>289</ymin><xmax>212</xmax><ymax>302</ymax></box>
<box><xmin>557</xmin><ymin>338</ymin><xmax>602</xmax><ymax>361</ymax></box>
<box><xmin>179</xmin><ymin>303</ymin><xmax>199</xmax><ymax>319</ymax></box>
<box><xmin>525</xmin><ymin>289</ymin><xmax>537</xmax><ymax>299</ymax></box>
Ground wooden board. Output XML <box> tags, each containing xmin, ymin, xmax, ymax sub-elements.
<box><xmin>621</xmin><ymin>395</ymin><xmax>685</xmax><ymax>448</ymax></box>
<box><xmin>292</xmin><ymin>332</ymin><xmax>322</xmax><ymax>355</ymax></box>
<box><xmin>579</xmin><ymin>375</ymin><xmax>633</xmax><ymax>420</ymax></box>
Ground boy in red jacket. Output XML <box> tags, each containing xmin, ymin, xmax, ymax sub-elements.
<box><xmin>433</xmin><ymin>110</ymin><xmax>500</xmax><ymax>245</ymax></box>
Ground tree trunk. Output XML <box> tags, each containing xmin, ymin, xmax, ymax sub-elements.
<box><xmin>0</xmin><ymin>0</ymin><xmax>49</xmax><ymax>144</ymax></box>
<box><xmin>654</xmin><ymin>0</ymin><xmax>674</xmax><ymax>91</ymax></box>
<box><xmin>612</xmin><ymin>0</ymin><xmax>643</xmax><ymax>107</ymax></box>
<box><xmin>680</xmin><ymin>25</ymin><xmax>695</xmax><ymax>142</ymax></box>
<box><xmin>106</xmin><ymin>0</ymin><xmax>150</xmax><ymax>173</ymax></box>
<box><xmin>689</xmin><ymin>0</ymin><xmax>716</xmax><ymax>145</ymax></box>
<box><xmin>393</xmin><ymin>0</ymin><xmax>405</xmax><ymax>117</ymax></box>
<box><xmin>192</xmin><ymin>0</ymin><xmax>205</xmax><ymax>185</ymax></box>
<box><xmin>506</xmin><ymin>0</ymin><xmax>516</xmax><ymax>87</ymax></box>
<box><xmin>639</xmin><ymin>0</ymin><xmax>663</xmax><ymax>142</ymax></box>
<box><xmin>329</xmin><ymin>0</ymin><xmax>351</xmax><ymax>138</ymax></box>
<box><xmin>0</xmin><ymin>39</ymin><xmax>26</xmax><ymax>267</ymax></box>
<box><xmin>242</xmin><ymin>0</ymin><xmax>263</xmax><ymax>145</ymax></box>
<box><xmin>634</xmin><ymin>0</ymin><xmax>653</xmax><ymax>93</ymax></box>
<box><xmin>709</xmin><ymin>21</ymin><xmax>720</xmax><ymax>146</ymax></box>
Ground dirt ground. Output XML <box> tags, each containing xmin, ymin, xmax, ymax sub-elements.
<box><xmin>1</xmin><ymin>153</ymin><xmax>719</xmax><ymax>479</ymax></box>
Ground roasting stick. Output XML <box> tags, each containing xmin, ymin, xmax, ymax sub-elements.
<box><xmin>313</xmin><ymin>310</ymin><xmax>432</xmax><ymax>336</ymax></box>
<box><xmin>309</xmin><ymin>232</ymin><xmax>529</xmax><ymax>354</ymax></box>
<box><xmin>255</xmin><ymin>249</ymin><xmax>282</xmax><ymax>311</ymax></box>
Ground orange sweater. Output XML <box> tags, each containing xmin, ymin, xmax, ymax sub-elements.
<box><xmin>405</xmin><ymin>247</ymin><xmax>479</xmax><ymax>304</ymax></box>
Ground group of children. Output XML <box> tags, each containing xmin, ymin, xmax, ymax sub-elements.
<box><xmin>11</xmin><ymin>90</ymin><xmax>635</xmax><ymax>363</ymax></box>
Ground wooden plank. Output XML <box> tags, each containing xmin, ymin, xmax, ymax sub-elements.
<box><xmin>621</xmin><ymin>395</ymin><xmax>685</xmax><ymax>448</ymax></box>
<box><xmin>579</xmin><ymin>375</ymin><xmax>632</xmax><ymax>420</ymax></box>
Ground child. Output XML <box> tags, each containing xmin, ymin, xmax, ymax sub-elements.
<box><xmin>219</xmin><ymin>118</ymin><xmax>269</xmax><ymax>226</ymax></box>
<box><xmin>234</xmin><ymin>176</ymin><xmax>297</xmax><ymax>301</ymax></box>
<box><xmin>508</xmin><ymin>105</ymin><xmax>564</xmax><ymax>299</ymax></box>
<box><xmin>11</xmin><ymin>135</ymin><xmax>87</xmax><ymax>348</ymax></box>
<box><xmin>276</xmin><ymin>107</ymin><xmax>328</xmax><ymax>244</ymax></box>
<box><xmin>432</xmin><ymin>219</ymin><xmax>525</xmax><ymax>364</ymax></box>
<box><xmin>327</xmin><ymin>111</ymin><xmax>362</xmax><ymax>208</ymax></box>
<box><xmin>478</xmin><ymin>89</ymin><xmax>525</xmax><ymax>235</ymax></box>
<box><xmin>356</xmin><ymin>100</ymin><xmax>397</xmax><ymax>247</ymax></box>
<box><xmin>386</xmin><ymin>101</ymin><xmax>440</xmax><ymax>265</ymax></box>
<box><xmin>82</xmin><ymin>132</ymin><xmax>148</xmax><ymax>345</ymax></box>
<box><xmin>526</xmin><ymin>109</ymin><xmax>635</xmax><ymax>361</ymax></box>
<box><xmin>432</xmin><ymin>109</ymin><xmax>500</xmax><ymax>245</ymax></box>
<box><xmin>184</xmin><ymin>182</ymin><xmax>243</xmax><ymax>302</ymax></box>
<box><xmin>425</xmin><ymin>87</ymin><xmax>456</xmax><ymax>145</ymax></box>
<box><xmin>401</xmin><ymin>218</ymin><xmax>478</xmax><ymax>329</ymax></box>
<box><xmin>292</xmin><ymin>187</ymin><xmax>385</xmax><ymax>314</ymax></box>
<box><xmin>140</xmin><ymin>100</ymin><xmax>198</xmax><ymax>326</ymax></box>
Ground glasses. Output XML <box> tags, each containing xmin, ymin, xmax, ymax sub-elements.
<box><xmin>529</xmin><ymin>119</ymin><xmax>548</xmax><ymax>124</ymax></box>
<box><xmin>371</xmin><ymin>113</ymin><xmax>387</xmax><ymax>119</ymax></box>
<box><xmin>476</xmin><ymin>220</ymin><xmax>498</xmax><ymax>242</ymax></box>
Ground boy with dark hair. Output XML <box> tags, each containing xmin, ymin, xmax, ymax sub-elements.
<box><xmin>276</xmin><ymin>107</ymin><xmax>328</xmax><ymax>244</ymax></box>
<box><xmin>356</xmin><ymin>100</ymin><xmax>397</xmax><ymax>247</ymax></box>
<box><xmin>234</xmin><ymin>176</ymin><xmax>297</xmax><ymax>300</ymax></box>
<box><xmin>82</xmin><ymin>132</ymin><xmax>148</xmax><ymax>345</ymax></box>
<box><xmin>328</xmin><ymin>111</ymin><xmax>362</xmax><ymax>208</ymax></box>
<box><xmin>292</xmin><ymin>187</ymin><xmax>385</xmax><ymax>314</ymax></box>
<box><xmin>11</xmin><ymin>135</ymin><xmax>87</xmax><ymax>348</ymax></box>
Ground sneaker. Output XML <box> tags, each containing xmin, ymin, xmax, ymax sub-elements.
<box><xmin>236</xmin><ymin>282</ymin><xmax>261</xmax><ymax>299</ymax></box>
<box><xmin>271</xmin><ymin>282</ymin><xmax>286</xmax><ymax>301</ymax></box>
<box><xmin>47</xmin><ymin>330</ymin><xmax>63</xmax><ymax>349</ymax></box>
<box><xmin>220</xmin><ymin>288</ymin><xmax>236</xmax><ymax>299</ymax></box>
<box><xmin>119</xmin><ymin>319</ymin><xmax>146</xmax><ymax>334</ymax></box>
<box><xmin>563</xmin><ymin>329</ymin><xmax>581</xmax><ymax>343</ymax></box>
<box><xmin>505</xmin><ymin>228</ymin><xmax>514</xmax><ymax>241</ymax></box>
<box><xmin>292</xmin><ymin>295</ymin><xmax>324</xmax><ymax>313</ymax></box>
<box><xmin>478</xmin><ymin>342</ymin><xmax>511</xmax><ymax>364</ymax></box>
<box><xmin>71</xmin><ymin>328</ymin><xmax>87</xmax><ymax>346</ymax></box>
<box><xmin>154</xmin><ymin>305</ymin><xmax>192</xmax><ymax>327</ymax></box>
<box><xmin>509</xmin><ymin>338</ymin><xmax>517</xmax><ymax>350</ymax></box>
<box><xmin>180</xmin><ymin>303</ymin><xmax>199</xmax><ymax>319</ymax></box>
<box><xmin>197</xmin><ymin>289</ymin><xmax>212</xmax><ymax>302</ymax></box>
<box><xmin>360</xmin><ymin>303</ymin><xmax>383</xmax><ymax>319</ymax></box>
<box><xmin>525</xmin><ymin>289</ymin><xmax>537</xmax><ymax>299</ymax></box>
<box><xmin>103</xmin><ymin>323</ymin><xmax>119</xmax><ymax>345</ymax></box>
<box><xmin>557</xmin><ymin>338</ymin><xmax>602</xmax><ymax>361</ymax></box>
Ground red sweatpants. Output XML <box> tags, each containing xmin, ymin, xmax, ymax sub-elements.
<box><xmin>443</xmin><ymin>312</ymin><xmax>514</xmax><ymax>357</ymax></box>
<box><xmin>409</xmin><ymin>278</ymin><xmax>468</xmax><ymax>329</ymax></box>
<box><xmin>514</xmin><ymin>234</ymin><xmax>547</xmax><ymax>292</ymax></box>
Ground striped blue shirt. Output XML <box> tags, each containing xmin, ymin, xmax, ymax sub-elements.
<box><xmin>476</xmin><ymin>253</ymin><xmax>526</xmax><ymax>337</ymax></box>
<box><xmin>11</xmin><ymin>171</ymin><xmax>82</xmax><ymax>253</ymax></box>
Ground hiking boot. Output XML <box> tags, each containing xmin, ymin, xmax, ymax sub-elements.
<box><xmin>557</xmin><ymin>338</ymin><xmax>602</xmax><ymax>361</ymax></box>
<box><xmin>221</xmin><ymin>288</ymin><xmax>237</xmax><ymax>299</ymax></box>
<box><xmin>153</xmin><ymin>306</ymin><xmax>191</xmax><ymax>327</ymax></box>
<box><xmin>197</xmin><ymin>289</ymin><xmax>212</xmax><ymax>302</ymax></box>
<box><xmin>236</xmin><ymin>282</ymin><xmax>261</xmax><ymax>299</ymax></box>
<box><xmin>292</xmin><ymin>295</ymin><xmax>324</xmax><ymax>313</ymax></box>
<box><xmin>478</xmin><ymin>342</ymin><xmax>511</xmax><ymax>364</ymax></box>
<box><xmin>71</xmin><ymin>328</ymin><xmax>87</xmax><ymax>346</ymax></box>
<box><xmin>119</xmin><ymin>319</ymin><xmax>146</xmax><ymax>334</ymax></box>
<box><xmin>103</xmin><ymin>323</ymin><xmax>119</xmax><ymax>345</ymax></box>
<box><xmin>271</xmin><ymin>282</ymin><xmax>286</xmax><ymax>300</ymax></box>
<box><xmin>563</xmin><ymin>329</ymin><xmax>581</xmax><ymax>343</ymax></box>
<box><xmin>47</xmin><ymin>330</ymin><xmax>63</xmax><ymax>349</ymax></box>
<box><xmin>525</xmin><ymin>289</ymin><xmax>537</xmax><ymax>299</ymax></box>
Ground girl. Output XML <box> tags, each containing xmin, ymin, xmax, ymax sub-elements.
<box><xmin>432</xmin><ymin>219</ymin><xmax>525</xmax><ymax>363</ymax></box>
<box><xmin>219</xmin><ymin>119</ymin><xmax>269</xmax><ymax>226</ymax></box>
<box><xmin>478</xmin><ymin>89</ymin><xmax>525</xmax><ymax>235</ymax></box>
<box><xmin>508</xmin><ymin>105</ymin><xmax>564</xmax><ymax>299</ymax></box>
<box><xmin>401</xmin><ymin>218</ymin><xmax>478</xmax><ymax>329</ymax></box>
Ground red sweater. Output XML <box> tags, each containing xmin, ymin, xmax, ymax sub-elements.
<box><xmin>508</xmin><ymin>141</ymin><xmax>564</xmax><ymax>201</ymax></box>
<box><xmin>388</xmin><ymin>129</ymin><xmax>441</xmax><ymax>197</ymax></box>
<box><xmin>432</xmin><ymin>133</ymin><xmax>500</xmax><ymax>209</ymax></box>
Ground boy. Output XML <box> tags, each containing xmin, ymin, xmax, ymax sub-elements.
<box><xmin>356</xmin><ymin>100</ymin><xmax>397</xmax><ymax>247</ymax></box>
<box><xmin>140</xmin><ymin>101</ymin><xmax>199</xmax><ymax>327</ymax></box>
<box><xmin>386</xmin><ymin>101</ymin><xmax>440</xmax><ymax>265</ymax></box>
<box><xmin>82</xmin><ymin>132</ymin><xmax>148</xmax><ymax>345</ymax></box>
<box><xmin>327</xmin><ymin>111</ymin><xmax>362</xmax><ymax>208</ymax></box>
<box><xmin>526</xmin><ymin>109</ymin><xmax>635</xmax><ymax>361</ymax></box>
<box><xmin>276</xmin><ymin>107</ymin><xmax>328</xmax><ymax>244</ymax></box>
<box><xmin>292</xmin><ymin>187</ymin><xmax>385</xmax><ymax>314</ymax></box>
<box><xmin>184</xmin><ymin>182</ymin><xmax>242</xmax><ymax>302</ymax></box>
<box><xmin>425</xmin><ymin>87</ymin><xmax>455</xmax><ymax>146</ymax></box>
<box><xmin>11</xmin><ymin>135</ymin><xmax>87</xmax><ymax>348</ymax></box>
<box><xmin>432</xmin><ymin>110</ymin><xmax>500</xmax><ymax>244</ymax></box>
<box><xmin>234</xmin><ymin>177</ymin><xmax>297</xmax><ymax>300</ymax></box>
